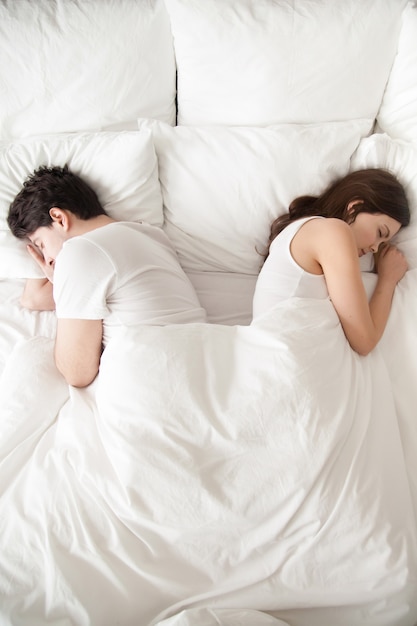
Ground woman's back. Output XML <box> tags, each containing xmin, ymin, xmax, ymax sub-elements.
<box><xmin>252</xmin><ymin>217</ymin><xmax>328</xmax><ymax>320</ymax></box>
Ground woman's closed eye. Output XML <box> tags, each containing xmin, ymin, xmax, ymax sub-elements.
<box><xmin>379</xmin><ymin>226</ymin><xmax>390</xmax><ymax>241</ymax></box>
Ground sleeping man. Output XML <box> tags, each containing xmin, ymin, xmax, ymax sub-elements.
<box><xmin>7</xmin><ymin>165</ymin><xmax>206</xmax><ymax>388</ymax></box>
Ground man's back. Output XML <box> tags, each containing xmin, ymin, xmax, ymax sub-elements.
<box><xmin>53</xmin><ymin>221</ymin><xmax>207</xmax><ymax>345</ymax></box>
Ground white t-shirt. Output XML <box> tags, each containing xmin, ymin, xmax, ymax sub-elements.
<box><xmin>53</xmin><ymin>222</ymin><xmax>206</xmax><ymax>345</ymax></box>
<box><xmin>252</xmin><ymin>216</ymin><xmax>329</xmax><ymax>320</ymax></box>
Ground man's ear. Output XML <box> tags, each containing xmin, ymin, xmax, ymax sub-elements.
<box><xmin>49</xmin><ymin>207</ymin><xmax>70</xmax><ymax>230</ymax></box>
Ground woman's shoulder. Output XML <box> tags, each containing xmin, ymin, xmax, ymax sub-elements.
<box><xmin>302</xmin><ymin>217</ymin><xmax>352</xmax><ymax>239</ymax></box>
<box><xmin>302</xmin><ymin>217</ymin><xmax>359</xmax><ymax>269</ymax></box>
<box><xmin>294</xmin><ymin>218</ymin><xmax>355</xmax><ymax>262</ymax></box>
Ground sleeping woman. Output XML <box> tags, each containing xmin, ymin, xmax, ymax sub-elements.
<box><xmin>252</xmin><ymin>168</ymin><xmax>410</xmax><ymax>355</ymax></box>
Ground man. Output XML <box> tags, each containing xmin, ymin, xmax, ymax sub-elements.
<box><xmin>8</xmin><ymin>165</ymin><xmax>206</xmax><ymax>388</ymax></box>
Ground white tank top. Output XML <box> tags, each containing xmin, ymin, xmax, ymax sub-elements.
<box><xmin>252</xmin><ymin>216</ymin><xmax>328</xmax><ymax>320</ymax></box>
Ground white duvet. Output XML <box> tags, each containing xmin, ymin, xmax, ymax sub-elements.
<box><xmin>1</xmin><ymin>274</ymin><xmax>417</xmax><ymax>626</ymax></box>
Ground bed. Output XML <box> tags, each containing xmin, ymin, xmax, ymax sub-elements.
<box><xmin>0</xmin><ymin>1</ymin><xmax>417</xmax><ymax>625</ymax></box>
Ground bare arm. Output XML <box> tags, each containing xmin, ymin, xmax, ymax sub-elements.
<box><xmin>55</xmin><ymin>318</ymin><xmax>103</xmax><ymax>387</ymax></box>
<box><xmin>307</xmin><ymin>219</ymin><xmax>407</xmax><ymax>355</ymax></box>
<box><xmin>20</xmin><ymin>278</ymin><xmax>55</xmax><ymax>311</ymax></box>
<box><xmin>368</xmin><ymin>244</ymin><xmax>408</xmax><ymax>345</ymax></box>
<box><xmin>22</xmin><ymin>241</ymin><xmax>103</xmax><ymax>385</ymax></box>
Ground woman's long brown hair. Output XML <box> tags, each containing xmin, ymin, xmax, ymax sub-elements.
<box><xmin>264</xmin><ymin>168</ymin><xmax>410</xmax><ymax>259</ymax></box>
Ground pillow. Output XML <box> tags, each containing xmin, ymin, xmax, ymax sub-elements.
<box><xmin>350</xmin><ymin>133</ymin><xmax>417</xmax><ymax>269</ymax></box>
<box><xmin>0</xmin><ymin>0</ymin><xmax>176</xmax><ymax>139</ymax></box>
<box><xmin>0</xmin><ymin>130</ymin><xmax>163</xmax><ymax>279</ymax></box>
<box><xmin>164</xmin><ymin>0</ymin><xmax>406</xmax><ymax>126</ymax></box>
<box><xmin>138</xmin><ymin>118</ymin><xmax>371</xmax><ymax>274</ymax></box>
<box><xmin>377</xmin><ymin>2</ymin><xmax>417</xmax><ymax>141</ymax></box>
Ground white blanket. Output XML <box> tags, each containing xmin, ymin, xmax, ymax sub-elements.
<box><xmin>1</xmin><ymin>293</ymin><xmax>416</xmax><ymax>626</ymax></box>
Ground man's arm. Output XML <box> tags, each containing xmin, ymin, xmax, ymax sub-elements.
<box><xmin>20</xmin><ymin>278</ymin><xmax>56</xmax><ymax>311</ymax></box>
<box><xmin>55</xmin><ymin>318</ymin><xmax>103</xmax><ymax>387</ymax></box>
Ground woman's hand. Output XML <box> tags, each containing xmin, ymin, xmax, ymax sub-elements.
<box><xmin>374</xmin><ymin>243</ymin><xmax>408</xmax><ymax>285</ymax></box>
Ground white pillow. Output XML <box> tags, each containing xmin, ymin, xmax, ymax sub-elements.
<box><xmin>0</xmin><ymin>131</ymin><xmax>163</xmax><ymax>279</ymax></box>
<box><xmin>139</xmin><ymin>118</ymin><xmax>371</xmax><ymax>274</ymax></box>
<box><xmin>350</xmin><ymin>133</ymin><xmax>417</xmax><ymax>268</ymax></box>
<box><xmin>0</xmin><ymin>0</ymin><xmax>176</xmax><ymax>139</ymax></box>
<box><xmin>377</xmin><ymin>2</ymin><xmax>417</xmax><ymax>141</ymax></box>
<box><xmin>164</xmin><ymin>0</ymin><xmax>406</xmax><ymax>126</ymax></box>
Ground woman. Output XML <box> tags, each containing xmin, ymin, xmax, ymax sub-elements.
<box><xmin>252</xmin><ymin>168</ymin><xmax>410</xmax><ymax>355</ymax></box>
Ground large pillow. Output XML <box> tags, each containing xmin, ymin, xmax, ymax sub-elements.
<box><xmin>0</xmin><ymin>131</ymin><xmax>163</xmax><ymax>279</ymax></box>
<box><xmin>350</xmin><ymin>133</ymin><xmax>417</xmax><ymax>269</ymax></box>
<box><xmin>0</xmin><ymin>0</ymin><xmax>176</xmax><ymax>139</ymax></box>
<box><xmin>138</xmin><ymin>118</ymin><xmax>371</xmax><ymax>274</ymax></box>
<box><xmin>377</xmin><ymin>2</ymin><xmax>417</xmax><ymax>141</ymax></box>
<box><xmin>164</xmin><ymin>0</ymin><xmax>406</xmax><ymax>126</ymax></box>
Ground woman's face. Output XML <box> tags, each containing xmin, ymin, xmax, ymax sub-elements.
<box><xmin>349</xmin><ymin>211</ymin><xmax>402</xmax><ymax>257</ymax></box>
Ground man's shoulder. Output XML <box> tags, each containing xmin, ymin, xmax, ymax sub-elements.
<box><xmin>57</xmin><ymin>232</ymin><xmax>109</xmax><ymax>270</ymax></box>
<box><xmin>85</xmin><ymin>220</ymin><xmax>162</xmax><ymax>241</ymax></box>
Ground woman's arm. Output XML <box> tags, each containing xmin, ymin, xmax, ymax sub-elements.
<box><xmin>304</xmin><ymin>219</ymin><xmax>407</xmax><ymax>355</ymax></box>
<box><xmin>368</xmin><ymin>244</ymin><xmax>408</xmax><ymax>345</ymax></box>
<box><xmin>20</xmin><ymin>278</ymin><xmax>55</xmax><ymax>311</ymax></box>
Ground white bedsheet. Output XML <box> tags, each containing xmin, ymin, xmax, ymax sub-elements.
<box><xmin>1</xmin><ymin>282</ymin><xmax>416</xmax><ymax>626</ymax></box>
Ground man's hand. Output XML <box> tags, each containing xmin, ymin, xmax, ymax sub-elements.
<box><xmin>19</xmin><ymin>243</ymin><xmax>56</xmax><ymax>311</ymax></box>
<box><xmin>27</xmin><ymin>243</ymin><xmax>54</xmax><ymax>283</ymax></box>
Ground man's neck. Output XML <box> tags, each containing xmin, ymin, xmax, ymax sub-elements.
<box><xmin>70</xmin><ymin>214</ymin><xmax>116</xmax><ymax>237</ymax></box>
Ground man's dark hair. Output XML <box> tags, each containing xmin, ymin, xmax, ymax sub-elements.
<box><xmin>8</xmin><ymin>164</ymin><xmax>106</xmax><ymax>239</ymax></box>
